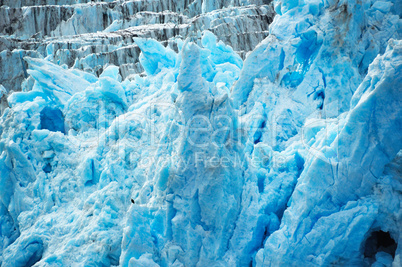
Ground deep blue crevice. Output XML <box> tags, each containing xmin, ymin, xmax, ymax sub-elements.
<box><xmin>278</xmin><ymin>48</ymin><xmax>285</xmax><ymax>71</ymax></box>
<box><xmin>257</xmin><ymin>173</ymin><xmax>265</xmax><ymax>193</ymax></box>
<box><xmin>253</xmin><ymin>120</ymin><xmax>266</xmax><ymax>144</ymax></box>
<box><xmin>314</xmin><ymin>91</ymin><xmax>325</xmax><ymax>110</ymax></box>
<box><xmin>84</xmin><ymin>159</ymin><xmax>100</xmax><ymax>186</ymax></box>
<box><xmin>43</xmin><ymin>163</ymin><xmax>52</xmax><ymax>173</ymax></box>
<box><xmin>40</xmin><ymin>107</ymin><xmax>65</xmax><ymax>134</ymax></box>
<box><xmin>24</xmin><ymin>240</ymin><xmax>44</xmax><ymax>267</ymax></box>
<box><xmin>295</xmin><ymin>152</ymin><xmax>305</xmax><ymax>177</ymax></box>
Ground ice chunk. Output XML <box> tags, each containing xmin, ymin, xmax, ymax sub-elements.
<box><xmin>100</xmin><ymin>65</ymin><xmax>122</xmax><ymax>82</ymax></box>
<box><xmin>201</xmin><ymin>31</ymin><xmax>242</xmax><ymax>69</ymax></box>
<box><xmin>23</xmin><ymin>57</ymin><xmax>91</xmax><ymax>106</ymax></box>
<box><xmin>134</xmin><ymin>37</ymin><xmax>177</xmax><ymax>76</ymax></box>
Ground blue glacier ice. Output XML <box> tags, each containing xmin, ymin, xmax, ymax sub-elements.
<box><xmin>0</xmin><ymin>0</ymin><xmax>401</xmax><ymax>266</ymax></box>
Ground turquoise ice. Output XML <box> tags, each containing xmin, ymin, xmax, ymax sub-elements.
<box><xmin>0</xmin><ymin>0</ymin><xmax>401</xmax><ymax>266</ymax></box>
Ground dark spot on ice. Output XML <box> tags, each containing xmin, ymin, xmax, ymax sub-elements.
<box><xmin>24</xmin><ymin>240</ymin><xmax>44</xmax><ymax>267</ymax></box>
<box><xmin>43</xmin><ymin>163</ymin><xmax>52</xmax><ymax>173</ymax></box>
<box><xmin>364</xmin><ymin>230</ymin><xmax>397</xmax><ymax>260</ymax></box>
<box><xmin>314</xmin><ymin>90</ymin><xmax>325</xmax><ymax>110</ymax></box>
<box><xmin>257</xmin><ymin>174</ymin><xmax>265</xmax><ymax>193</ymax></box>
<box><xmin>103</xmin><ymin>13</ymin><xmax>109</xmax><ymax>28</ymax></box>
<box><xmin>131</xmin><ymin>199</ymin><xmax>135</xmax><ymax>204</ymax></box>
<box><xmin>295</xmin><ymin>152</ymin><xmax>305</xmax><ymax>177</ymax></box>
<box><xmin>253</xmin><ymin>120</ymin><xmax>266</xmax><ymax>144</ymax></box>
<box><xmin>40</xmin><ymin>107</ymin><xmax>65</xmax><ymax>134</ymax></box>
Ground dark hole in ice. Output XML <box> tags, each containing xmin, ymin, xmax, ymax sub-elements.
<box><xmin>40</xmin><ymin>107</ymin><xmax>65</xmax><ymax>134</ymax></box>
<box><xmin>24</xmin><ymin>240</ymin><xmax>44</xmax><ymax>267</ymax></box>
<box><xmin>253</xmin><ymin>131</ymin><xmax>262</xmax><ymax>144</ymax></box>
<box><xmin>253</xmin><ymin>121</ymin><xmax>266</xmax><ymax>144</ymax></box>
<box><xmin>364</xmin><ymin>230</ymin><xmax>397</xmax><ymax>259</ymax></box>
<box><xmin>314</xmin><ymin>91</ymin><xmax>325</xmax><ymax>110</ymax></box>
<box><xmin>43</xmin><ymin>163</ymin><xmax>52</xmax><ymax>173</ymax></box>
<box><xmin>103</xmin><ymin>13</ymin><xmax>108</xmax><ymax>28</ymax></box>
<box><xmin>257</xmin><ymin>174</ymin><xmax>264</xmax><ymax>193</ymax></box>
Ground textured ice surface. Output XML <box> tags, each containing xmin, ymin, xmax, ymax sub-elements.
<box><xmin>0</xmin><ymin>0</ymin><xmax>275</xmax><ymax>93</ymax></box>
<box><xmin>0</xmin><ymin>0</ymin><xmax>402</xmax><ymax>266</ymax></box>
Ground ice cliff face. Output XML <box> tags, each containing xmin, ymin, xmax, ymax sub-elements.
<box><xmin>0</xmin><ymin>0</ymin><xmax>274</xmax><ymax>95</ymax></box>
<box><xmin>0</xmin><ymin>0</ymin><xmax>401</xmax><ymax>266</ymax></box>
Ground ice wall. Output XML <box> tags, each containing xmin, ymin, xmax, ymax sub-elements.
<box><xmin>0</xmin><ymin>0</ymin><xmax>275</xmax><ymax>96</ymax></box>
<box><xmin>0</xmin><ymin>0</ymin><xmax>401</xmax><ymax>266</ymax></box>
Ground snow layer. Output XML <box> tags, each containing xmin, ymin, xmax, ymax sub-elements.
<box><xmin>0</xmin><ymin>0</ymin><xmax>402</xmax><ymax>266</ymax></box>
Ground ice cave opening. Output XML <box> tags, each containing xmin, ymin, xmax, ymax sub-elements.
<box><xmin>363</xmin><ymin>230</ymin><xmax>397</xmax><ymax>262</ymax></box>
<box><xmin>39</xmin><ymin>106</ymin><xmax>65</xmax><ymax>134</ymax></box>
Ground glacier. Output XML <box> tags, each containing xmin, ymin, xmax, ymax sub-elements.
<box><xmin>0</xmin><ymin>0</ymin><xmax>401</xmax><ymax>266</ymax></box>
